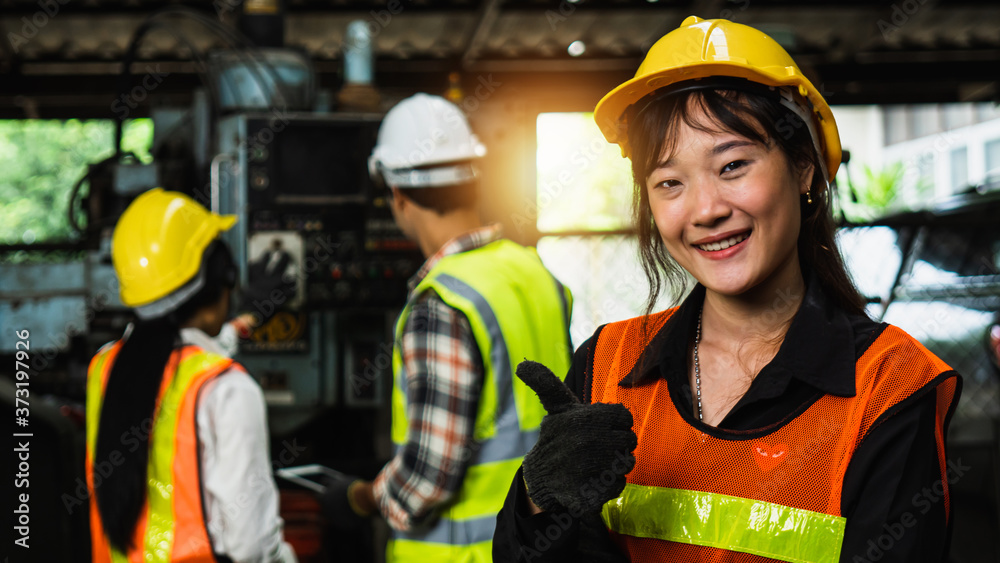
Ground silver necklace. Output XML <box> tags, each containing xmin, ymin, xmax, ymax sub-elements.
<box><xmin>694</xmin><ymin>308</ymin><xmax>703</xmax><ymax>421</ymax></box>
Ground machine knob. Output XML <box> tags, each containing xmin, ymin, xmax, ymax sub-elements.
<box><xmin>334</xmin><ymin>281</ymin><xmax>351</xmax><ymax>300</ymax></box>
<box><xmin>250</xmin><ymin>146</ymin><xmax>269</xmax><ymax>162</ymax></box>
<box><xmin>250</xmin><ymin>167</ymin><xmax>270</xmax><ymax>190</ymax></box>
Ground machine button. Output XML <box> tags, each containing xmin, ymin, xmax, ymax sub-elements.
<box><xmin>250</xmin><ymin>168</ymin><xmax>270</xmax><ymax>190</ymax></box>
<box><xmin>250</xmin><ymin>146</ymin><xmax>269</xmax><ymax>162</ymax></box>
<box><xmin>334</xmin><ymin>281</ymin><xmax>351</xmax><ymax>300</ymax></box>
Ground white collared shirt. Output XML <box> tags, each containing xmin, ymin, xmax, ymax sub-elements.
<box><xmin>180</xmin><ymin>326</ymin><xmax>298</xmax><ymax>563</ymax></box>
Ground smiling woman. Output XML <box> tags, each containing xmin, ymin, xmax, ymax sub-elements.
<box><xmin>494</xmin><ymin>15</ymin><xmax>963</xmax><ymax>563</ymax></box>
<box><xmin>642</xmin><ymin>105</ymin><xmax>809</xmax><ymax>304</ymax></box>
<box><xmin>624</xmin><ymin>81</ymin><xmax>862</xmax><ymax>323</ymax></box>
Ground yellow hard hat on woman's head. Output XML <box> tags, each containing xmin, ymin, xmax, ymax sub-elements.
<box><xmin>112</xmin><ymin>188</ymin><xmax>237</xmax><ymax>319</ymax></box>
<box><xmin>594</xmin><ymin>15</ymin><xmax>841</xmax><ymax>183</ymax></box>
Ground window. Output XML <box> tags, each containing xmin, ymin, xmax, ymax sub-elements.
<box><xmin>914</xmin><ymin>153</ymin><xmax>935</xmax><ymax>201</ymax></box>
<box><xmin>884</xmin><ymin>105</ymin><xmax>909</xmax><ymax>145</ymax></box>
<box><xmin>975</xmin><ymin>103</ymin><xmax>1000</xmax><ymax>125</ymax></box>
<box><xmin>537</xmin><ymin>235</ymin><xmax>676</xmax><ymax>347</ymax></box>
<box><xmin>942</xmin><ymin>103</ymin><xmax>973</xmax><ymax>131</ymax></box>
<box><xmin>986</xmin><ymin>139</ymin><xmax>1000</xmax><ymax>185</ymax></box>
<box><xmin>836</xmin><ymin>226</ymin><xmax>902</xmax><ymax>318</ymax></box>
<box><xmin>950</xmin><ymin>146</ymin><xmax>969</xmax><ymax>192</ymax></box>
<box><xmin>0</xmin><ymin>119</ymin><xmax>152</xmax><ymax>245</ymax></box>
<box><xmin>535</xmin><ymin>112</ymin><xmax>666</xmax><ymax>347</ymax></box>
<box><xmin>911</xmin><ymin>104</ymin><xmax>940</xmax><ymax>139</ymax></box>
<box><xmin>535</xmin><ymin>113</ymin><xmax>632</xmax><ymax>233</ymax></box>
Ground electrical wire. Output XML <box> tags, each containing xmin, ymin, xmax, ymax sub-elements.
<box><xmin>67</xmin><ymin>153</ymin><xmax>136</xmax><ymax>236</ymax></box>
<box><xmin>88</xmin><ymin>6</ymin><xmax>310</xmax><ymax>238</ymax></box>
<box><xmin>112</xmin><ymin>6</ymin><xmax>310</xmax><ymax>156</ymax></box>
<box><xmin>153</xmin><ymin>8</ymin><xmax>286</xmax><ymax>107</ymax></box>
<box><xmin>79</xmin><ymin>12</ymin><xmax>219</xmax><ymax>237</ymax></box>
<box><xmin>67</xmin><ymin>166</ymin><xmax>92</xmax><ymax>236</ymax></box>
<box><xmin>157</xmin><ymin>6</ymin><xmax>303</xmax><ymax>110</ymax></box>
<box><xmin>114</xmin><ymin>17</ymin><xmax>220</xmax><ymax>158</ymax></box>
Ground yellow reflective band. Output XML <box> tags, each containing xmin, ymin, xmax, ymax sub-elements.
<box><xmin>85</xmin><ymin>350</ymin><xmax>111</xmax><ymax>461</ymax></box>
<box><xmin>144</xmin><ymin>352</ymin><xmax>183</xmax><ymax>562</ymax></box>
<box><xmin>388</xmin><ymin>538</ymin><xmax>492</xmax><ymax>563</ymax></box>
<box><xmin>602</xmin><ymin>484</ymin><xmax>846</xmax><ymax>563</ymax></box>
<box><xmin>444</xmin><ymin>458</ymin><xmax>522</xmax><ymax>520</ymax></box>
<box><xmin>110</xmin><ymin>548</ymin><xmax>129</xmax><ymax>563</ymax></box>
<box><xmin>145</xmin><ymin>349</ymin><xmax>230</xmax><ymax>561</ymax></box>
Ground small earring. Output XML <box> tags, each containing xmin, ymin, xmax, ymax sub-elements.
<box><xmin>806</xmin><ymin>189</ymin><xmax>813</xmax><ymax>205</ymax></box>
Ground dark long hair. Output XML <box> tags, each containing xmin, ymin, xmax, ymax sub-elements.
<box><xmin>625</xmin><ymin>86</ymin><xmax>866</xmax><ymax>321</ymax></box>
<box><xmin>94</xmin><ymin>240</ymin><xmax>235</xmax><ymax>553</ymax></box>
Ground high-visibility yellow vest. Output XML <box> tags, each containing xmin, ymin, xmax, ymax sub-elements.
<box><xmin>388</xmin><ymin>239</ymin><xmax>573</xmax><ymax>562</ymax></box>
<box><xmin>86</xmin><ymin>341</ymin><xmax>238</xmax><ymax>563</ymax></box>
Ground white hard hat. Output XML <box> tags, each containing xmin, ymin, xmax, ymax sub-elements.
<box><xmin>369</xmin><ymin>93</ymin><xmax>487</xmax><ymax>188</ymax></box>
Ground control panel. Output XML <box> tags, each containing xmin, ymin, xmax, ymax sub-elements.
<box><xmin>214</xmin><ymin>112</ymin><xmax>422</xmax><ymax>408</ymax></box>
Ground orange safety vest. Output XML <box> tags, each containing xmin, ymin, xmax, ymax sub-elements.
<box><xmin>591</xmin><ymin>308</ymin><xmax>959</xmax><ymax>563</ymax></box>
<box><xmin>85</xmin><ymin>341</ymin><xmax>238</xmax><ymax>563</ymax></box>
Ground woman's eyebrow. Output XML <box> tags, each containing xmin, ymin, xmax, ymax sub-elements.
<box><xmin>654</xmin><ymin>156</ymin><xmax>676</xmax><ymax>170</ymax></box>
<box><xmin>654</xmin><ymin>139</ymin><xmax>756</xmax><ymax>169</ymax></box>
<box><xmin>712</xmin><ymin>139</ymin><xmax>755</xmax><ymax>155</ymax></box>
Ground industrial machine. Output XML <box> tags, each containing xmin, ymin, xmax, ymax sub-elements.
<box><xmin>213</xmin><ymin>110</ymin><xmax>419</xmax><ymax>413</ymax></box>
<box><xmin>1</xmin><ymin>5</ymin><xmax>418</xmax><ymax>562</ymax></box>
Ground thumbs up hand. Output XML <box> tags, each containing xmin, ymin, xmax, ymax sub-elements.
<box><xmin>517</xmin><ymin>360</ymin><xmax>637</xmax><ymax>516</ymax></box>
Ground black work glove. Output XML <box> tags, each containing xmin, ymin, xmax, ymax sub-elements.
<box><xmin>319</xmin><ymin>474</ymin><xmax>371</xmax><ymax>531</ymax></box>
<box><xmin>517</xmin><ymin>360</ymin><xmax>637</xmax><ymax>516</ymax></box>
<box><xmin>238</xmin><ymin>263</ymin><xmax>298</xmax><ymax>323</ymax></box>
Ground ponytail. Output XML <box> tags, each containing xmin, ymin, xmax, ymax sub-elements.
<box><xmin>94</xmin><ymin>316</ymin><xmax>179</xmax><ymax>552</ymax></box>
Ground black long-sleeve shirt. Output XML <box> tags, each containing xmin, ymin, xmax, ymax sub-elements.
<box><xmin>493</xmin><ymin>279</ymin><xmax>960</xmax><ymax>562</ymax></box>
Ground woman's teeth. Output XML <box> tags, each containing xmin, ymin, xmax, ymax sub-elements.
<box><xmin>697</xmin><ymin>232</ymin><xmax>749</xmax><ymax>252</ymax></box>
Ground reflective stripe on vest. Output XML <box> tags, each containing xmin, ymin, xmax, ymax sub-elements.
<box><xmin>590</xmin><ymin>310</ymin><xmax>959</xmax><ymax>563</ymax></box>
<box><xmin>388</xmin><ymin>239</ymin><xmax>572</xmax><ymax>561</ymax></box>
<box><xmin>602</xmin><ymin>484</ymin><xmax>846</xmax><ymax>563</ymax></box>
<box><xmin>86</xmin><ymin>342</ymin><xmax>235</xmax><ymax>563</ymax></box>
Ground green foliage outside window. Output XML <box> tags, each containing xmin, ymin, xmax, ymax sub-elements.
<box><xmin>839</xmin><ymin>162</ymin><xmax>934</xmax><ymax>223</ymax></box>
<box><xmin>0</xmin><ymin>119</ymin><xmax>153</xmax><ymax>245</ymax></box>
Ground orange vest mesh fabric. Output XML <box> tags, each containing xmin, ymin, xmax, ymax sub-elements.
<box><xmin>590</xmin><ymin>309</ymin><xmax>958</xmax><ymax>562</ymax></box>
<box><xmin>87</xmin><ymin>343</ymin><xmax>236</xmax><ymax>563</ymax></box>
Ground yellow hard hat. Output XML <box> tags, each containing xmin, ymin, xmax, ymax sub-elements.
<box><xmin>594</xmin><ymin>15</ymin><xmax>841</xmax><ymax>183</ymax></box>
<box><xmin>112</xmin><ymin>188</ymin><xmax>237</xmax><ymax>311</ymax></box>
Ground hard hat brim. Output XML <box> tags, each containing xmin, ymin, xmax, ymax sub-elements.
<box><xmin>594</xmin><ymin>63</ymin><xmax>841</xmax><ymax>182</ymax></box>
<box><xmin>215</xmin><ymin>214</ymin><xmax>238</xmax><ymax>233</ymax></box>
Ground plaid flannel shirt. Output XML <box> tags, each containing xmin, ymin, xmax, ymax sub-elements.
<box><xmin>372</xmin><ymin>224</ymin><xmax>502</xmax><ymax>532</ymax></box>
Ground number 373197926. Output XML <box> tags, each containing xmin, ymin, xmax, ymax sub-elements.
<box><xmin>15</xmin><ymin>330</ymin><xmax>30</xmax><ymax>421</ymax></box>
